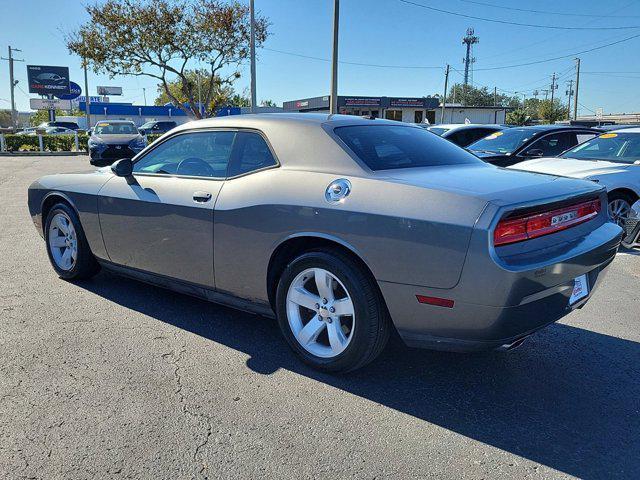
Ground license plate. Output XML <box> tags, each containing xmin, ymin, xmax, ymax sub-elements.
<box><xmin>569</xmin><ymin>274</ymin><xmax>589</xmax><ymax>305</ymax></box>
<box><xmin>552</xmin><ymin>210</ymin><xmax>577</xmax><ymax>226</ymax></box>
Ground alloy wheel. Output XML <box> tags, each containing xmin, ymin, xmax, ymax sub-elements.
<box><xmin>286</xmin><ymin>267</ymin><xmax>355</xmax><ymax>358</ymax></box>
<box><xmin>48</xmin><ymin>212</ymin><xmax>78</xmax><ymax>271</ymax></box>
<box><xmin>609</xmin><ymin>199</ymin><xmax>631</xmax><ymax>227</ymax></box>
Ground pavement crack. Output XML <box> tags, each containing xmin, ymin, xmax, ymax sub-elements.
<box><xmin>163</xmin><ymin>344</ymin><xmax>213</xmax><ymax>478</ymax></box>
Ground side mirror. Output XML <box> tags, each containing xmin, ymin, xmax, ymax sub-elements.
<box><xmin>524</xmin><ymin>149</ymin><xmax>544</xmax><ymax>158</ymax></box>
<box><xmin>111</xmin><ymin>158</ymin><xmax>133</xmax><ymax>177</ymax></box>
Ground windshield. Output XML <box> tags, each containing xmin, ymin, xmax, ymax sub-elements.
<box><xmin>427</xmin><ymin>127</ymin><xmax>449</xmax><ymax>136</ymax></box>
<box><xmin>94</xmin><ymin>122</ymin><xmax>138</xmax><ymax>135</ymax></box>
<box><xmin>561</xmin><ymin>132</ymin><xmax>640</xmax><ymax>163</ymax></box>
<box><xmin>468</xmin><ymin>128</ymin><xmax>537</xmax><ymax>154</ymax></box>
<box><xmin>334</xmin><ymin>125</ymin><xmax>482</xmax><ymax>171</ymax></box>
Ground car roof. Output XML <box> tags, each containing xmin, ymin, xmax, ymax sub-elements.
<box><xmin>514</xmin><ymin>124</ymin><xmax>592</xmax><ymax>132</ymax></box>
<box><xmin>174</xmin><ymin>113</ymin><xmax>408</xmax><ymax>133</ymax></box>
<box><xmin>606</xmin><ymin>127</ymin><xmax>640</xmax><ymax>133</ymax></box>
<box><xmin>95</xmin><ymin>120</ymin><xmax>136</xmax><ymax>125</ymax></box>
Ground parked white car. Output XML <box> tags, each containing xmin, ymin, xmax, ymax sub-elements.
<box><xmin>509</xmin><ymin>128</ymin><xmax>640</xmax><ymax>226</ymax></box>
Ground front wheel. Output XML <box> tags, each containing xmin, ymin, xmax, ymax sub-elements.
<box><xmin>275</xmin><ymin>249</ymin><xmax>390</xmax><ymax>373</ymax></box>
<box><xmin>44</xmin><ymin>203</ymin><xmax>100</xmax><ymax>280</ymax></box>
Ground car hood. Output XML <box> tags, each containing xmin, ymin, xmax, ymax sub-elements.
<box><xmin>92</xmin><ymin>134</ymin><xmax>141</xmax><ymax>144</ymax></box>
<box><xmin>508</xmin><ymin>157</ymin><xmax>630</xmax><ymax>179</ymax></box>
<box><xmin>380</xmin><ymin>163</ymin><xmax>601</xmax><ymax>207</ymax></box>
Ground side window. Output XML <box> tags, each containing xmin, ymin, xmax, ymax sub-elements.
<box><xmin>133</xmin><ymin>131</ymin><xmax>236</xmax><ymax>178</ymax></box>
<box><xmin>576</xmin><ymin>133</ymin><xmax>597</xmax><ymax>145</ymax></box>
<box><xmin>468</xmin><ymin>128</ymin><xmax>495</xmax><ymax>145</ymax></box>
<box><xmin>528</xmin><ymin>132</ymin><xmax>573</xmax><ymax>156</ymax></box>
<box><xmin>228</xmin><ymin>131</ymin><xmax>277</xmax><ymax>177</ymax></box>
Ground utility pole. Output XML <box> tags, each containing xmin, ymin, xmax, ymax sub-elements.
<box><xmin>249</xmin><ymin>0</ymin><xmax>257</xmax><ymax>114</ymax></box>
<box><xmin>566</xmin><ymin>79</ymin><xmax>574</xmax><ymax>121</ymax></box>
<box><xmin>440</xmin><ymin>64</ymin><xmax>449</xmax><ymax>124</ymax></box>
<box><xmin>83</xmin><ymin>61</ymin><xmax>91</xmax><ymax>130</ymax></box>
<box><xmin>573</xmin><ymin>57</ymin><xmax>581</xmax><ymax>121</ymax></box>
<box><xmin>330</xmin><ymin>0</ymin><xmax>339</xmax><ymax>115</ymax></box>
<box><xmin>541</xmin><ymin>89</ymin><xmax>550</xmax><ymax>101</ymax></box>
<box><xmin>1</xmin><ymin>46</ymin><xmax>24</xmax><ymax>131</ymax></box>
<box><xmin>550</xmin><ymin>72</ymin><xmax>557</xmax><ymax>103</ymax></box>
<box><xmin>197</xmin><ymin>73</ymin><xmax>202</xmax><ymax>117</ymax></box>
<box><xmin>493</xmin><ymin>86</ymin><xmax>498</xmax><ymax>123</ymax></box>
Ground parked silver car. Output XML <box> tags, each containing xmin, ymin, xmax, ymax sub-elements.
<box><xmin>27</xmin><ymin>114</ymin><xmax>622</xmax><ymax>372</ymax></box>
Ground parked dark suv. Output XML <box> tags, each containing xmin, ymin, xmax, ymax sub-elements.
<box><xmin>138</xmin><ymin>120</ymin><xmax>177</xmax><ymax>136</ymax></box>
<box><xmin>468</xmin><ymin>125</ymin><xmax>600</xmax><ymax>167</ymax></box>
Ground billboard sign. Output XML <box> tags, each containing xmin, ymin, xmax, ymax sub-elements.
<box><xmin>27</xmin><ymin>65</ymin><xmax>70</xmax><ymax>95</ymax></box>
<box><xmin>97</xmin><ymin>86</ymin><xmax>123</xmax><ymax>96</ymax></box>
<box><xmin>55</xmin><ymin>81</ymin><xmax>82</xmax><ymax>100</ymax></box>
<box><xmin>30</xmin><ymin>98</ymin><xmax>72</xmax><ymax>110</ymax></box>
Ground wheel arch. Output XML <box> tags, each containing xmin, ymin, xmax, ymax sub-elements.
<box><xmin>608</xmin><ymin>187</ymin><xmax>639</xmax><ymax>203</ymax></box>
<box><xmin>266</xmin><ymin>233</ymin><xmax>378</xmax><ymax>310</ymax></box>
<box><xmin>41</xmin><ymin>192</ymin><xmax>78</xmax><ymax>234</ymax></box>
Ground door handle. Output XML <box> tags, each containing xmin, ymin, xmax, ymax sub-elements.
<box><xmin>193</xmin><ymin>191</ymin><xmax>212</xmax><ymax>203</ymax></box>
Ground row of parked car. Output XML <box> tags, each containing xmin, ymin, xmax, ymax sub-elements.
<box><xmin>424</xmin><ymin>123</ymin><xmax>640</xmax><ymax>236</ymax></box>
<box><xmin>15</xmin><ymin>120</ymin><xmax>177</xmax><ymax>137</ymax></box>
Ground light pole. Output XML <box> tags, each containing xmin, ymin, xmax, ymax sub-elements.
<box><xmin>249</xmin><ymin>0</ymin><xmax>257</xmax><ymax>113</ymax></box>
<box><xmin>330</xmin><ymin>0</ymin><xmax>339</xmax><ymax>115</ymax></box>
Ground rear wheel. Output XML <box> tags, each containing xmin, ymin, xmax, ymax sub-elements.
<box><xmin>608</xmin><ymin>191</ymin><xmax>634</xmax><ymax>227</ymax></box>
<box><xmin>275</xmin><ymin>249</ymin><xmax>390</xmax><ymax>373</ymax></box>
<box><xmin>44</xmin><ymin>203</ymin><xmax>100</xmax><ymax>280</ymax></box>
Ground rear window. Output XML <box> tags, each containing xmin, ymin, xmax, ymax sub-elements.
<box><xmin>334</xmin><ymin>125</ymin><xmax>481</xmax><ymax>171</ymax></box>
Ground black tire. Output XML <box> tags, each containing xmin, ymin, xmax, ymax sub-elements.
<box><xmin>608</xmin><ymin>191</ymin><xmax>635</xmax><ymax>227</ymax></box>
<box><xmin>275</xmin><ymin>249</ymin><xmax>390</xmax><ymax>373</ymax></box>
<box><xmin>44</xmin><ymin>202</ymin><xmax>100</xmax><ymax>280</ymax></box>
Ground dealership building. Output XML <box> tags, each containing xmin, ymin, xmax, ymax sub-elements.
<box><xmin>283</xmin><ymin>95</ymin><xmax>508</xmax><ymax>125</ymax></box>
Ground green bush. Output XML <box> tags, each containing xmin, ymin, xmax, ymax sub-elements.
<box><xmin>1</xmin><ymin>134</ymin><xmax>89</xmax><ymax>152</ymax></box>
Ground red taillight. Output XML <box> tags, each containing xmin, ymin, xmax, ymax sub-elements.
<box><xmin>494</xmin><ymin>198</ymin><xmax>601</xmax><ymax>246</ymax></box>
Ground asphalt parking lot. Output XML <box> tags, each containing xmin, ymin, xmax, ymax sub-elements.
<box><xmin>1</xmin><ymin>155</ymin><xmax>638</xmax><ymax>479</ymax></box>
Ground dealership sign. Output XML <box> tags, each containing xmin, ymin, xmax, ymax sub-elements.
<box><xmin>55</xmin><ymin>81</ymin><xmax>82</xmax><ymax>100</ymax></box>
<box><xmin>342</xmin><ymin>97</ymin><xmax>382</xmax><ymax>107</ymax></box>
<box><xmin>30</xmin><ymin>98</ymin><xmax>72</xmax><ymax>110</ymax></box>
<box><xmin>27</xmin><ymin>65</ymin><xmax>70</xmax><ymax>95</ymax></box>
<box><xmin>97</xmin><ymin>86</ymin><xmax>123</xmax><ymax>96</ymax></box>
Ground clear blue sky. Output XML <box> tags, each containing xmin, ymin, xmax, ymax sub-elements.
<box><xmin>1</xmin><ymin>0</ymin><xmax>639</xmax><ymax>115</ymax></box>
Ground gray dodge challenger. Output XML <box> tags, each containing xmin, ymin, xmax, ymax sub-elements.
<box><xmin>28</xmin><ymin>114</ymin><xmax>623</xmax><ymax>372</ymax></box>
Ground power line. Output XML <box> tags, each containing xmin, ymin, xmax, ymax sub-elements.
<box><xmin>262</xmin><ymin>47</ymin><xmax>442</xmax><ymax>69</ymax></box>
<box><xmin>398</xmin><ymin>0</ymin><xmax>640</xmax><ymax>30</ymax></box>
<box><xmin>475</xmin><ymin>32</ymin><xmax>640</xmax><ymax>70</ymax></box>
<box><xmin>454</xmin><ymin>0</ymin><xmax>640</xmax><ymax>18</ymax></box>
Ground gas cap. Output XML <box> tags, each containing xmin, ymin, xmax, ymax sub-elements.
<box><xmin>325</xmin><ymin>179</ymin><xmax>352</xmax><ymax>203</ymax></box>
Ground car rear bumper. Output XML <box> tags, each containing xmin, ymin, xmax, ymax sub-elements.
<box><xmin>379</xmin><ymin>220</ymin><xmax>622</xmax><ymax>351</ymax></box>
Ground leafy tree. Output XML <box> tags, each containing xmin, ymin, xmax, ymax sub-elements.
<box><xmin>260</xmin><ymin>99</ymin><xmax>277</xmax><ymax>107</ymax></box>
<box><xmin>229</xmin><ymin>94</ymin><xmax>250</xmax><ymax>107</ymax></box>
<box><xmin>154</xmin><ymin>69</ymin><xmax>236</xmax><ymax>116</ymax></box>
<box><xmin>0</xmin><ymin>110</ymin><xmax>11</xmax><ymax>128</ymax></box>
<box><xmin>66</xmin><ymin>0</ymin><xmax>270</xmax><ymax>119</ymax></box>
<box><xmin>538</xmin><ymin>99</ymin><xmax>568</xmax><ymax>124</ymax></box>
<box><xmin>446</xmin><ymin>83</ymin><xmax>519</xmax><ymax>107</ymax></box>
<box><xmin>506</xmin><ymin>109</ymin><xmax>530</xmax><ymax>126</ymax></box>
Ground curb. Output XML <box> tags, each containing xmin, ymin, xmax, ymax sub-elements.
<box><xmin>0</xmin><ymin>152</ymin><xmax>89</xmax><ymax>157</ymax></box>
